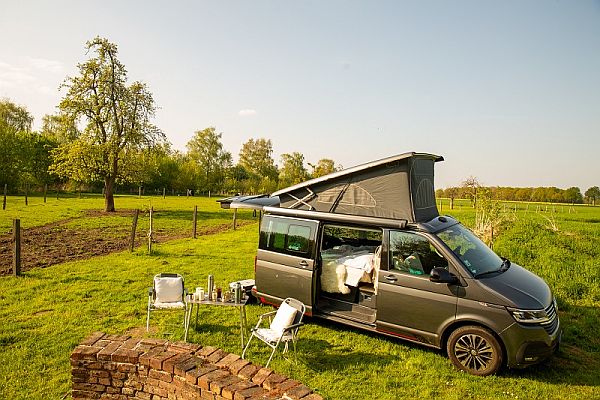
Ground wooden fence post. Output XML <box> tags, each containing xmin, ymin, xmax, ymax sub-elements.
<box><xmin>162</xmin><ymin>188</ymin><xmax>166</xmax><ymax>199</ymax></box>
<box><xmin>233</xmin><ymin>208</ymin><xmax>237</xmax><ymax>230</ymax></box>
<box><xmin>192</xmin><ymin>205</ymin><xmax>198</xmax><ymax>238</ymax></box>
<box><xmin>44</xmin><ymin>184</ymin><xmax>47</xmax><ymax>203</ymax></box>
<box><xmin>3</xmin><ymin>184</ymin><xmax>6</xmax><ymax>210</ymax></box>
<box><xmin>13</xmin><ymin>219</ymin><xmax>21</xmax><ymax>276</ymax></box>
<box><xmin>130</xmin><ymin>209</ymin><xmax>139</xmax><ymax>252</ymax></box>
<box><xmin>148</xmin><ymin>207</ymin><xmax>154</xmax><ymax>254</ymax></box>
<box><xmin>138</xmin><ymin>186</ymin><xmax>142</xmax><ymax>198</ymax></box>
<box><xmin>25</xmin><ymin>184</ymin><xmax>28</xmax><ymax>206</ymax></box>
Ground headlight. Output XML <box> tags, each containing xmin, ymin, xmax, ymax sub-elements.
<box><xmin>507</xmin><ymin>307</ymin><xmax>549</xmax><ymax>324</ymax></box>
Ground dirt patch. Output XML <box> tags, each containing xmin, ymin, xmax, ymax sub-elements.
<box><xmin>0</xmin><ymin>215</ymin><xmax>253</xmax><ymax>276</ymax></box>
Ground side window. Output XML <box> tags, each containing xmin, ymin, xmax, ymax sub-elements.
<box><xmin>287</xmin><ymin>225</ymin><xmax>311</xmax><ymax>252</ymax></box>
<box><xmin>389</xmin><ymin>231</ymin><xmax>448</xmax><ymax>276</ymax></box>
<box><xmin>268</xmin><ymin>220</ymin><xmax>288</xmax><ymax>251</ymax></box>
<box><xmin>260</xmin><ymin>217</ymin><xmax>313</xmax><ymax>256</ymax></box>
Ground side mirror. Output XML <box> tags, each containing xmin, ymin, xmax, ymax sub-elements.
<box><xmin>430</xmin><ymin>267</ymin><xmax>459</xmax><ymax>284</ymax></box>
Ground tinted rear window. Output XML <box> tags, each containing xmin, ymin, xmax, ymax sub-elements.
<box><xmin>260</xmin><ymin>216</ymin><xmax>314</xmax><ymax>256</ymax></box>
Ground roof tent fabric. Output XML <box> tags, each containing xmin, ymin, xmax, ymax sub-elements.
<box><xmin>271</xmin><ymin>152</ymin><xmax>443</xmax><ymax>223</ymax></box>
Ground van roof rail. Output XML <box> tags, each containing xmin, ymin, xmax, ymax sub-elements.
<box><xmin>263</xmin><ymin>206</ymin><xmax>408</xmax><ymax>229</ymax></box>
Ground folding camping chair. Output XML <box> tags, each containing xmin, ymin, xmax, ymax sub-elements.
<box><xmin>146</xmin><ymin>273</ymin><xmax>188</xmax><ymax>332</ymax></box>
<box><xmin>242</xmin><ymin>298</ymin><xmax>306</xmax><ymax>367</ymax></box>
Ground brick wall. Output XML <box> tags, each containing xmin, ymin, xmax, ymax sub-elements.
<box><xmin>70</xmin><ymin>332</ymin><xmax>322</xmax><ymax>400</ymax></box>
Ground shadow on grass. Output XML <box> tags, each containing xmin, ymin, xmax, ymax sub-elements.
<box><xmin>305</xmin><ymin>303</ymin><xmax>600</xmax><ymax>387</ymax></box>
<box><xmin>187</xmin><ymin>322</ymin><xmax>240</xmax><ymax>336</ymax></box>
<box><xmin>299</xmin><ymin>337</ymin><xmax>397</xmax><ymax>372</ymax></box>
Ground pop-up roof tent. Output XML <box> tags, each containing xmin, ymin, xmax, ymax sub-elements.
<box><xmin>218</xmin><ymin>152</ymin><xmax>443</xmax><ymax>223</ymax></box>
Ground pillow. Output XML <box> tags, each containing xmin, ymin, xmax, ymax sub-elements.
<box><xmin>270</xmin><ymin>302</ymin><xmax>298</xmax><ymax>334</ymax></box>
<box><xmin>155</xmin><ymin>276</ymin><xmax>184</xmax><ymax>303</ymax></box>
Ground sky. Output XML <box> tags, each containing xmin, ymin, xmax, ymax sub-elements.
<box><xmin>0</xmin><ymin>1</ymin><xmax>599</xmax><ymax>190</ymax></box>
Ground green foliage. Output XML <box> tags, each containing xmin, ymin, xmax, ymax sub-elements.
<box><xmin>0</xmin><ymin>98</ymin><xmax>33</xmax><ymax>133</ymax></box>
<box><xmin>584</xmin><ymin>186</ymin><xmax>600</xmax><ymax>205</ymax></box>
<box><xmin>51</xmin><ymin>37</ymin><xmax>164</xmax><ymax>211</ymax></box>
<box><xmin>237</xmin><ymin>138</ymin><xmax>279</xmax><ymax>193</ymax></box>
<box><xmin>278</xmin><ymin>152</ymin><xmax>309</xmax><ymax>188</ymax></box>
<box><xmin>0</xmin><ymin>99</ymin><xmax>59</xmax><ymax>188</ymax></box>
<box><xmin>309</xmin><ymin>158</ymin><xmax>339</xmax><ymax>178</ymax></box>
<box><xmin>186</xmin><ymin>127</ymin><xmax>232</xmax><ymax>193</ymax></box>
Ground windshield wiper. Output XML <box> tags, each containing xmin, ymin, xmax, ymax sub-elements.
<box><xmin>475</xmin><ymin>259</ymin><xmax>511</xmax><ymax>278</ymax></box>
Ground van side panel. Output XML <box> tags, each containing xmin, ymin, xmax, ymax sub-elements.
<box><xmin>255</xmin><ymin>215</ymin><xmax>318</xmax><ymax>311</ymax></box>
<box><xmin>255</xmin><ymin>249</ymin><xmax>314</xmax><ymax>310</ymax></box>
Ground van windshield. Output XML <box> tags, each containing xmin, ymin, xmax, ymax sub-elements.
<box><xmin>437</xmin><ymin>224</ymin><xmax>504</xmax><ymax>277</ymax></box>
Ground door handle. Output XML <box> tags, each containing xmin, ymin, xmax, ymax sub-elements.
<box><xmin>299</xmin><ymin>260</ymin><xmax>308</xmax><ymax>268</ymax></box>
<box><xmin>384</xmin><ymin>275</ymin><xmax>397</xmax><ymax>282</ymax></box>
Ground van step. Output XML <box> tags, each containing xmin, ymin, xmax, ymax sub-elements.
<box><xmin>317</xmin><ymin>297</ymin><xmax>376</xmax><ymax>324</ymax></box>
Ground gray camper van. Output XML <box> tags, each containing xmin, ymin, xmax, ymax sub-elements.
<box><xmin>222</xmin><ymin>152</ymin><xmax>561</xmax><ymax>376</ymax></box>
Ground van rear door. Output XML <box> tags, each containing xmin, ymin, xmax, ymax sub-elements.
<box><xmin>255</xmin><ymin>215</ymin><xmax>318</xmax><ymax>312</ymax></box>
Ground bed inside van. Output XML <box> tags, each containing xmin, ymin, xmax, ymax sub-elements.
<box><xmin>316</xmin><ymin>225</ymin><xmax>382</xmax><ymax>324</ymax></box>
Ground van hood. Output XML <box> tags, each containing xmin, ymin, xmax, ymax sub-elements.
<box><xmin>477</xmin><ymin>263</ymin><xmax>552</xmax><ymax>309</ymax></box>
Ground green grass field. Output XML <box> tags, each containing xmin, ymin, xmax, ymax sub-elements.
<box><xmin>0</xmin><ymin>196</ymin><xmax>599</xmax><ymax>399</ymax></box>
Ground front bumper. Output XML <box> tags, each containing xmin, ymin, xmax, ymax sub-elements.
<box><xmin>501</xmin><ymin>318</ymin><xmax>562</xmax><ymax>368</ymax></box>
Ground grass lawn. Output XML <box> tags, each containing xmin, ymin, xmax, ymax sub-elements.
<box><xmin>0</xmin><ymin>198</ymin><xmax>599</xmax><ymax>399</ymax></box>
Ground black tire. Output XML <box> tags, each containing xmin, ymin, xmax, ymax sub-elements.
<box><xmin>447</xmin><ymin>325</ymin><xmax>503</xmax><ymax>376</ymax></box>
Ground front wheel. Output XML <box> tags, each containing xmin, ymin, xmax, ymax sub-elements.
<box><xmin>447</xmin><ymin>325</ymin><xmax>503</xmax><ymax>376</ymax></box>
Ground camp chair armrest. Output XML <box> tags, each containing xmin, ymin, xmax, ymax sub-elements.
<box><xmin>282</xmin><ymin>322</ymin><xmax>304</xmax><ymax>332</ymax></box>
<box><xmin>255</xmin><ymin>310</ymin><xmax>278</xmax><ymax>328</ymax></box>
<box><xmin>148</xmin><ymin>287</ymin><xmax>154</xmax><ymax>297</ymax></box>
<box><xmin>257</xmin><ymin>310</ymin><xmax>278</xmax><ymax>321</ymax></box>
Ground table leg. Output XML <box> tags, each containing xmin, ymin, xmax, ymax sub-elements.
<box><xmin>239</xmin><ymin>306</ymin><xmax>247</xmax><ymax>349</ymax></box>
<box><xmin>195</xmin><ymin>303</ymin><xmax>199</xmax><ymax>329</ymax></box>
<box><xmin>184</xmin><ymin>303</ymin><xmax>193</xmax><ymax>342</ymax></box>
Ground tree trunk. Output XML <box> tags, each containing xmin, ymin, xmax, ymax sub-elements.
<box><xmin>105</xmin><ymin>177</ymin><xmax>116</xmax><ymax>212</ymax></box>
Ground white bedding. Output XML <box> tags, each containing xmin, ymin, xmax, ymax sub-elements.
<box><xmin>320</xmin><ymin>247</ymin><xmax>377</xmax><ymax>292</ymax></box>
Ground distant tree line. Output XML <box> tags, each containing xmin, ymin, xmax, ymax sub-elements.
<box><xmin>437</xmin><ymin>184</ymin><xmax>600</xmax><ymax>205</ymax></box>
<box><xmin>0</xmin><ymin>98</ymin><xmax>340</xmax><ymax>196</ymax></box>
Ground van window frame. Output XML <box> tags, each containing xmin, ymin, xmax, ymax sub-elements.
<box><xmin>259</xmin><ymin>215</ymin><xmax>317</xmax><ymax>258</ymax></box>
<box><xmin>383</xmin><ymin>229</ymin><xmax>465</xmax><ymax>279</ymax></box>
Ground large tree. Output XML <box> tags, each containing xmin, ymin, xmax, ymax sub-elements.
<box><xmin>51</xmin><ymin>37</ymin><xmax>163</xmax><ymax>211</ymax></box>
<box><xmin>279</xmin><ymin>152</ymin><xmax>309</xmax><ymax>188</ymax></box>
<box><xmin>585</xmin><ymin>186</ymin><xmax>600</xmax><ymax>206</ymax></box>
<box><xmin>238</xmin><ymin>138</ymin><xmax>278</xmax><ymax>193</ymax></box>
<box><xmin>238</xmin><ymin>138</ymin><xmax>278</xmax><ymax>179</ymax></box>
<box><xmin>308</xmin><ymin>158</ymin><xmax>339</xmax><ymax>178</ymax></box>
<box><xmin>0</xmin><ymin>99</ymin><xmax>56</xmax><ymax>188</ymax></box>
<box><xmin>0</xmin><ymin>99</ymin><xmax>32</xmax><ymax>187</ymax></box>
<box><xmin>564</xmin><ymin>186</ymin><xmax>583</xmax><ymax>204</ymax></box>
<box><xmin>186</xmin><ymin>127</ymin><xmax>232</xmax><ymax>193</ymax></box>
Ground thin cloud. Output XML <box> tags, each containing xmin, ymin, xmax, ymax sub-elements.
<box><xmin>239</xmin><ymin>109</ymin><xmax>257</xmax><ymax>117</ymax></box>
<box><xmin>0</xmin><ymin>61</ymin><xmax>36</xmax><ymax>87</ymax></box>
<box><xmin>0</xmin><ymin>59</ymin><xmax>61</xmax><ymax>97</ymax></box>
<box><xmin>28</xmin><ymin>57</ymin><xmax>63</xmax><ymax>73</ymax></box>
